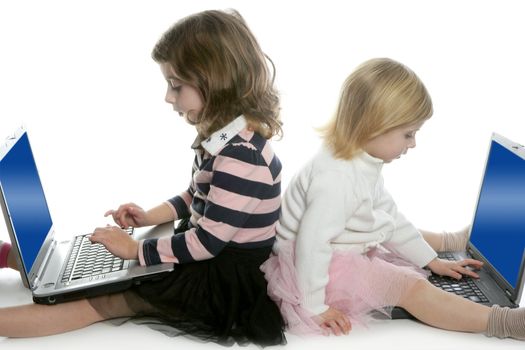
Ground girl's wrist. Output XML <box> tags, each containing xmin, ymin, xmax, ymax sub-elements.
<box><xmin>426</xmin><ymin>257</ymin><xmax>439</xmax><ymax>269</ymax></box>
<box><xmin>142</xmin><ymin>209</ymin><xmax>157</xmax><ymax>226</ymax></box>
<box><xmin>130</xmin><ymin>239</ymin><xmax>140</xmax><ymax>260</ymax></box>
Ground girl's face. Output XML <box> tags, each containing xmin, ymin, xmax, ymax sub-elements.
<box><xmin>363</xmin><ymin>121</ymin><xmax>425</xmax><ymax>163</ymax></box>
<box><xmin>160</xmin><ymin>62</ymin><xmax>203</xmax><ymax>124</ymax></box>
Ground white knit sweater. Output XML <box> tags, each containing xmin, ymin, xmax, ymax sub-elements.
<box><xmin>275</xmin><ymin>146</ymin><xmax>437</xmax><ymax>314</ymax></box>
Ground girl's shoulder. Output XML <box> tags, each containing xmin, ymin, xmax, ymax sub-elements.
<box><xmin>212</xmin><ymin>132</ymin><xmax>281</xmax><ymax>181</ymax></box>
<box><xmin>308</xmin><ymin>146</ymin><xmax>358</xmax><ymax>176</ymax></box>
<box><xmin>217</xmin><ymin>132</ymin><xmax>272</xmax><ymax>162</ymax></box>
<box><xmin>288</xmin><ymin>148</ymin><xmax>353</xmax><ymax>187</ymax></box>
<box><xmin>291</xmin><ymin>146</ymin><xmax>373</xmax><ymax>197</ymax></box>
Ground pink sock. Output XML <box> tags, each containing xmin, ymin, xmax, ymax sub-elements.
<box><xmin>0</xmin><ymin>242</ymin><xmax>12</xmax><ymax>268</ymax></box>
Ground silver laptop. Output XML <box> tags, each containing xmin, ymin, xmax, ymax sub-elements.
<box><xmin>0</xmin><ymin>126</ymin><xmax>174</xmax><ymax>304</ymax></box>
<box><xmin>392</xmin><ymin>133</ymin><xmax>525</xmax><ymax>318</ymax></box>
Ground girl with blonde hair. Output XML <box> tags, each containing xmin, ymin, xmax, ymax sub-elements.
<box><xmin>262</xmin><ymin>58</ymin><xmax>525</xmax><ymax>340</ymax></box>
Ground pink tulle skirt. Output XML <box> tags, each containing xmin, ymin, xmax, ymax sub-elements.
<box><xmin>260</xmin><ymin>240</ymin><xmax>429</xmax><ymax>336</ymax></box>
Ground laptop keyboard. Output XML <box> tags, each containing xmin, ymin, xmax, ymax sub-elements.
<box><xmin>430</xmin><ymin>252</ymin><xmax>489</xmax><ymax>303</ymax></box>
<box><xmin>61</xmin><ymin>227</ymin><xmax>133</xmax><ymax>283</ymax></box>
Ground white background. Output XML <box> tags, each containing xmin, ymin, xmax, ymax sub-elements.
<box><xmin>0</xmin><ymin>0</ymin><xmax>524</xmax><ymax>349</ymax></box>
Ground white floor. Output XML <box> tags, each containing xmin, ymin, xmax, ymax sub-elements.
<box><xmin>0</xmin><ymin>267</ymin><xmax>523</xmax><ymax>350</ymax></box>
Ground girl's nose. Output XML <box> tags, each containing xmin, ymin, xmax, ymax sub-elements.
<box><xmin>165</xmin><ymin>89</ymin><xmax>176</xmax><ymax>104</ymax></box>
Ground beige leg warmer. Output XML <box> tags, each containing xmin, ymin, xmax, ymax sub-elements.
<box><xmin>486</xmin><ymin>305</ymin><xmax>525</xmax><ymax>340</ymax></box>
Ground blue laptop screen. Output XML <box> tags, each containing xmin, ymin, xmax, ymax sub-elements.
<box><xmin>0</xmin><ymin>132</ymin><xmax>53</xmax><ymax>273</ymax></box>
<box><xmin>470</xmin><ymin>140</ymin><xmax>525</xmax><ymax>289</ymax></box>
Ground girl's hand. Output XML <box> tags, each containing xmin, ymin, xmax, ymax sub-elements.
<box><xmin>105</xmin><ymin>203</ymin><xmax>149</xmax><ymax>228</ymax></box>
<box><xmin>427</xmin><ymin>257</ymin><xmax>483</xmax><ymax>280</ymax></box>
<box><xmin>89</xmin><ymin>225</ymin><xmax>139</xmax><ymax>260</ymax></box>
<box><xmin>317</xmin><ymin>307</ymin><xmax>352</xmax><ymax>336</ymax></box>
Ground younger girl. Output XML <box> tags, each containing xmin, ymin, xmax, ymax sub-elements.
<box><xmin>0</xmin><ymin>10</ymin><xmax>286</xmax><ymax>346</ymax></box>
<box><xmin>262</xmin><ymin>58</ymin><xmax>525</xmax><ymax>340</ymax></box>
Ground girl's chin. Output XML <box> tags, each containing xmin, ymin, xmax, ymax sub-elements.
<box><xmin>385</xmin><ymin>156</ymin><xmax>401</xmax><ymax>163</ymax></box>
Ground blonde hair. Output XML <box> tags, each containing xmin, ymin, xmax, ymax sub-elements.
<box><xmin>320</xmin><ymin>58</ymin><xmax>433</xmax><ymax>160</ymax></box>
<box><xmin>152</xmin><ymin>10</ymin><xmax>282</xmax><ymax>139</ymax></box>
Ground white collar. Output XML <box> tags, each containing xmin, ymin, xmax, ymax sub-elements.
<box><xmin>200</xmin><ymin>115</ymin><xmax>247</xmax><ymax>155</ymax></box>
<box><xmin>358</xmin><ymin>151</ymin><xmax>384</xmax><ymax>166</ymax></box>
<box><xmin>355</xmin><ymin>151</ymin><xmax>384</xmax><ymax>183</ymax></box>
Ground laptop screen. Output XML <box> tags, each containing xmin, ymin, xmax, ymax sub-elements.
<box><xmin>0</xmin><ymin>132</ymin><xmax>53</xmax><ymax>274</ymax></box>
<box><xmin>470</xmin><ymin>139</ymin><xmax>525</xmax><ymax>289</ymax></box>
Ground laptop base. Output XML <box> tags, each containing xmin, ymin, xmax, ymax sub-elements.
<box><xmin>33</xmin><ymin>270</ymin><xmax>172</xmax><ymax>305</ymax></box>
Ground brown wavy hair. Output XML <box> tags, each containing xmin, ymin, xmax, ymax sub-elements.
<box><xmin>152</xmin><ymin>10</ymin><xmax>282</xmax><ymax>139</ymax></box>
<box><xmin>319</xmin><ymin>58</ymin><xmax>433</xmax><ymax>160</ymax></box>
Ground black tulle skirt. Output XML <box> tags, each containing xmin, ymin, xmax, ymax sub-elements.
<box><xmin>125</xmin><ymin>243</ymin><xmax>286</xmax><ymax>347</ymax></box>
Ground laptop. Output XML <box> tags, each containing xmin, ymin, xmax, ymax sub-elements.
<box><xmin>0</xmin><ymin>126</ymin><xmax>174</xmax><ymax>305</ymax></box>
<box><xmin>392</xmin><ymin>132</ymin><xmax>525</xmax><ymax>319</ymax></box>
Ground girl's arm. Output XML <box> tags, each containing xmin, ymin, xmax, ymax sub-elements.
<box><xmin>144</xmin><ymin>202</ymin><xmax>178</xmax><ymax>225</ymax></box>
<box><xmin>106</xmin><ymin>156</ymin><xmax>196</xmax><ymax>228</ymax></box>
<box><xmin>374</xmin><ymin>178</ymin><xmax>437</xmax><ymax>267</ymax></box>
<box><xmin>105</xmin><ymin>202</ymin><xmax>173</xmax><ymax>228</ymax></box>
<box><xmin>138</xmin><ymin>143</ymin><xmax>280</xmax><ymax>266</ymax></box>
<box><xmin>418</xmin><ymin>229</ymin><xmax>443</xmax><ymax>251</ymax></box>
<box><xmin>419</xmin><ymin>227</ymin><xmax>470</xmax><ymax>252</ymax></box>
<box><xmin>104</xmin><ymin>189</ymin><xmax>193</xmax><ymax>228</ymax></box>
<box><xmin>92</xmin><ymin>198</ymin><xmax>189</xmax><ymax>259</ymax></box>
<box><xmin>91</xmin><ymin>198</ymin><xmax>188</xmax><ymax>260</ymax></box>
<box><xmin>294</xmin><ymin>170</ymin><xmax>356</xmax><ymax>315</ymax></box>
<box><xmin>94</xmin><ymin>168</ymin><xmax>196</xmax><ymax>258</ymax></box>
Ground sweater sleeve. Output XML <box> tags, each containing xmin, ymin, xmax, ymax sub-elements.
<box><xmin>138</xmin><ymin>143</ymin><xmax>280</xmax><ymax>266</ymax></box>
<box><xmin>295</xmin><ymin>170</ymin><xmax>357</xmax><ymax>315</ymax></box>
<box><xmin>165</xmin><ymin>190</ymin><xmax>193</xmax><ymax>220</ymax></box>
<box><xmin>375</xmin><ymin>177</ymin><xmax>437</xmax><ymax>267</ymax></box>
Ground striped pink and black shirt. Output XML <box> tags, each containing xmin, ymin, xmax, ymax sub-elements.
<box><xmin>138</xmin><ymin>116</ymin><xmax>282</xmax><ymax>266</ymax></box>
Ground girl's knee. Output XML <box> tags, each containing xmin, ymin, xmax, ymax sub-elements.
<box><xmin>87</xmin><ymin>293</ymin><xmax>135</xmax><ymax>320</ymax></box>
<box><xmin>397</xmin><ymin>279</ymin><xmax>431</xmax><ymax>308</ymax></box>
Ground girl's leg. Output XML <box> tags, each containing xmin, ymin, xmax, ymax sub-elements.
<box><xmin>0</xmin><ymin>299</ymin><xmax>105</xmax><ymax>337</ymax></box>
<box><xmin>0</xmin><ymin>293</ymin><xmax>136</xmax><ymax>337</ymax></box>
<box><xmin>398</xmin><ymin>279</ymin><xmax>489</xmax><ymax>332</ymax></box>
<box><xmin>398</xmin><ymin>280</ymin><xmax>525</xmax><ymax>339</ymax></box>
<box><xmin>487</xmin><ymin>305</ymin><xmax>525</xmax><ymax>339</ymax></box>
<box><xmin>2</xmin><ymin>243</ymin><xmax>103</xmax><ymax>337</ymax></box>
<box><xmin>420</xmin><ymin>227</ymin><xmax>469</xmax><ymax>252</ymax></box>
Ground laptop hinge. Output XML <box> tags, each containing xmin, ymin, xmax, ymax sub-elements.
<box><xmin>30</xmin><ymin>278</ymin><xmax>39</xmax><ymax>291</ymax></box>
<box><xmin>32</xmin><ymin>239</ymin><xmax>58</xmax><ymax>290</ymax></box>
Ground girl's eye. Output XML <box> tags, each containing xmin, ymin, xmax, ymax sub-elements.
<box><xmin>169</xmin><ymin>80</ymin><xmax>182</xmax><ymax>92</ymax></box>
<box><xmin>405</xmin><ymin>133</ymin><xmax>415</xmax><ymax>139</ymax></box>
